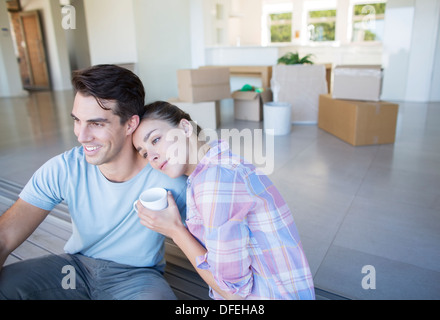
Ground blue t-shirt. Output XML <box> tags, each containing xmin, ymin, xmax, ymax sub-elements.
<box><xmin>19</xmin><ymin>147</ymin><xmax>187</xmax><ymax>269</ymax></box>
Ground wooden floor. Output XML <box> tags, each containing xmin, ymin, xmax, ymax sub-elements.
<box><xmin>0</xmin><ymin>178</ymin><xmax>210</xmax><ymax>300</ymax></box>
<box><xmin>0</xmin><ymin>178</ymin><xmax>347</xmax><ymax>300</ymax></box>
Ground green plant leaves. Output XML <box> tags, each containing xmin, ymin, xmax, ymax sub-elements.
<box><xmin>277</xmin><ymin>52</ymin><xmax>314</xmax><ymax>65</ymax></box>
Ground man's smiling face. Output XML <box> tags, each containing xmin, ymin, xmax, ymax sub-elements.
<box><xmin>71</xmin><ymin>92</ymin><xmax>128</xmax><ymax>167</ymax></box>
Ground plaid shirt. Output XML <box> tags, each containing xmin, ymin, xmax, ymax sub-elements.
<box><xmin>185</xmin><ymin>140</ymin><xmax>315</xmax><ymax>300</ymax></box>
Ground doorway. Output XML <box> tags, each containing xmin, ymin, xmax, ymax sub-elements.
<box><xmin>10</xmin><ymin>10</ymin><xmax>51</xmax><ymax>90</ymax></box>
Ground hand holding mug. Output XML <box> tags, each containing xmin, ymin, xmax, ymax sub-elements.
<box><xmin>136</xmin><ymin>191</ymin><xmax>184</xmax><ymax>239</ymax></box>
<box><xmin>133</xmin><ymin>188</ymin><xmax>168</xmax><ymax>212</ymax></box>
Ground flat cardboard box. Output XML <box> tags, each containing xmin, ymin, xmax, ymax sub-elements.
<box><xmin>168</xmin><ymin>98</ymin><xmax>221</xmax><ymax>130</ymax></box>
<box><xmin>332</xmin><ymin>65</ymin><xmax>383</xmax><ymax>101</ymax></box>
<box><xmin>318</xmin><ymin>94</ymin><xmax>399</xmax><ymax>146</ymax></box>
<box><xmin>232</xmin><ymin>89</ymin><xmax>272</xmax><ymax>122</ymax></box>
<box><xmin>177</xmin><ymin>68</ymin><xmax>231</xmax><ymax>103</ymax></box>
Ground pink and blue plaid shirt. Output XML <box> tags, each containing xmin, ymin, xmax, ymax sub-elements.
<box><xmin>185</xmin><ymin>140</ymin><xmax>315</xmax><ymax>300</ymax></box>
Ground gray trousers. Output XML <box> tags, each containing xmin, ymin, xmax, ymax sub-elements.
<box><xmin>0</xmin><ymin>253</ymin><xmax>177</xmax><ymax>300</ymax></box>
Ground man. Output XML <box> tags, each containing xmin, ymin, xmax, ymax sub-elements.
<box><xmin>0</xmin><ymin>65</ymin><xmax>187</xmax><ymax>300</ymax></box>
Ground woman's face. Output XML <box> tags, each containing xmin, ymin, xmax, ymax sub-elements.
<box><xmin>133</xmin><ymin>118</ymin><xmax>191</xmax><ymax>178</ymax></box>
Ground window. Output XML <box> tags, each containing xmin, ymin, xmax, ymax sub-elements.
<box><xmin>308</xmin><ymin>9</ymin><xmax>336</xmax><ymax>42</ymax></box>
<box><xmin>352</xmin><ymin>2</ymin><xmax>387</xmax><ymax>42</ymax></box>
<box><xmin>269</xmin><ymin>12</ymin><xmax>292</xmax><ymax>43</ymax></box>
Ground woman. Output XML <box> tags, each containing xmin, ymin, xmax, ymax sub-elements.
<box><xmin>133</xmin><ymin>101</ymin><xmax>315</xmax><ymax>300</ymax></box>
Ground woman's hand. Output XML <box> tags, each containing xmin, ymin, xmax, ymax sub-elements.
<box><xmin>138</xmin><ymin>191</ymin><xmax>245</xmax><ymax>300</ymax></box>
<box><xmin>136</xmin><ymin>191</ymin><xmax>185</xmax><ymax>239</ymax></box>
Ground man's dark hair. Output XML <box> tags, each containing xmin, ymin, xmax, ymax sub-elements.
<box><xmin>72</xmin><ymin>64</ymin><xmax>146</xmax><ymax>124</ymax></box>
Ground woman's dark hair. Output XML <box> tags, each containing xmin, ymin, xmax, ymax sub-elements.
<box><xmin>72</xmin><ymin>64</ymin><xmax>145</xmax><ymax>124</ymax></box>
<box><xmin>142</xmin><ymin>101</ymin><xmax>202</xmax><ymax>135</ymax></box>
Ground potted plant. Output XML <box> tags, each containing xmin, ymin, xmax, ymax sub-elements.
<box><xmin>277</xmin><ymin>52</ymin><xmax>314</xmax><ymax>65</ymax></box>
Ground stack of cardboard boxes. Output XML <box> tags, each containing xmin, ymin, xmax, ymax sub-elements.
<box><xmin>171</xmin><ymin>67</ymin><xmax>231</xmax><ymax>130</ymax></box>
<box><xmin>199</xmin><ymin>65</ymin><xmax>273</xmax><ymax>122</ymax></box>
<box><xmin>318</xmin><ymin>65</ymin><xmax>399</xmax><ymax>146</ymax></box>
<box><xmin>172</xmin><ymin>66</ymin><xmax>274</xmax><ymax>128</ymax></box>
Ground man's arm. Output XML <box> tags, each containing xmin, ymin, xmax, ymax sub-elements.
<box><xmin>0</xmin><ymin>199</ymin><xmax>50</xmax><ymax>271</ymax></box>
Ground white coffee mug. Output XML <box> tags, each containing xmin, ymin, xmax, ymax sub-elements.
<box><xmin>133</xmin><ymin>188</ymin><xmax>168</xmax><ymax>212</ymax></box>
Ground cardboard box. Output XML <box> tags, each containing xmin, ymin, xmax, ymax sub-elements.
<box><xmin>177</xmin><ymin>68</ymin><xmax>231</xmax><ymax>103</ymax></box>
<box><xmin>232</xmin><ymin>89</ymin><xmax>272</xmax><ymax>122</ymax></box>
<box><xmin>271</xmin><ymin>65</ymin><xmax>328</xmax><ymax>124</ymax></box>
<box><xmin>168</xmin><ymin>98</ymin><xmax>221</xmax><ymax>130</ymax></box>
<box><xmin>332</xmin><ymin>65</ymin><xmax>383</xmax><ymax>101</ymax></box>
<box><xmin>318</xmin><ymin>94</ymin><xmax>399</xmax><ymax>146</ymax></box>
<box><xmin>202</xmin><ymin>65</ymin><xmax>273</xmax><ymax>88</ymax></box>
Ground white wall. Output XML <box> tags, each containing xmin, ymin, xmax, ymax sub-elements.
<box><xmin>46</xmin><ymin>0</ymin><xmax>72</xmax><ymax>90</ymax></box>
<box><xmin>82</xmin><ymin>0</ymin><xmax>199</xmax><ymax>102</ymax></box>
<box><xmin>205</xmin><ymin>46</ymin><xmax>279</xmax><ymax>66</ymax></box>
<box><xmin>132</xmin><ymin>0</ymin><xmax>192</xmax><ymax>102</ymax></box>
<box><xmin>0</xmin><ymin>0</ymin><xmax>27</xmax><ymax>97</ymax></box>
<box><xmin>64</xmin><ymin>0</ymin><xmax>91</xmax><ymax>70</ymax></box>
<box><xmin>83</xmin><ymin>0</ymin><xmax>137</xmax><ymax>66</ymax></box>
<box><xmin>404</xmin><ymin>0</ymin><xmax>440</xmax><ymax>101</ymax></box>
<box><xmin>382</xmin><ymin>0</ymin><xmax>440</xmax><ymax>102</ymax></box>
<box><xmin>381</xmin><ymin>0</ymin><xmax>414</xmax><ymax>101</ymax></box>
<box><xmin>238</xmin><ymin>0</ymin><xmax>263</xmax><ymax>46</ymax></box>
<box><xmin>430</xmin><ymin>13</ymin><xmax>440</xmax><ymax>101</ymax></box>
<box><xmin>190</xmin><ymin>0</ymin><xmax>206</xmax><ymax>68</ymax></box>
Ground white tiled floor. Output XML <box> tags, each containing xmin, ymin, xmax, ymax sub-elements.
<box><xmin>1</xmin><ymin>91</ymin><xmax>439</xmax><ymax>299</ymax></box>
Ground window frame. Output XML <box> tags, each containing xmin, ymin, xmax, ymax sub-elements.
<box><xmin>307</xmin><ymin>9</ymin><xmax>337</xmax><ymax>42</ymax></box>
<box><xmin>268</xmin><ymin>12</ymin><xmax>293</xmax><ymax>44</ymax></box>
<box><xmin>261</xmin><ymin>3</ymin><xmax>293</xmax><ymax>46</ymax></box>
<box><xmin>350</xmin><ymin>0</ymin><xmax>387</xmax><ymax>44</ymax></box>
